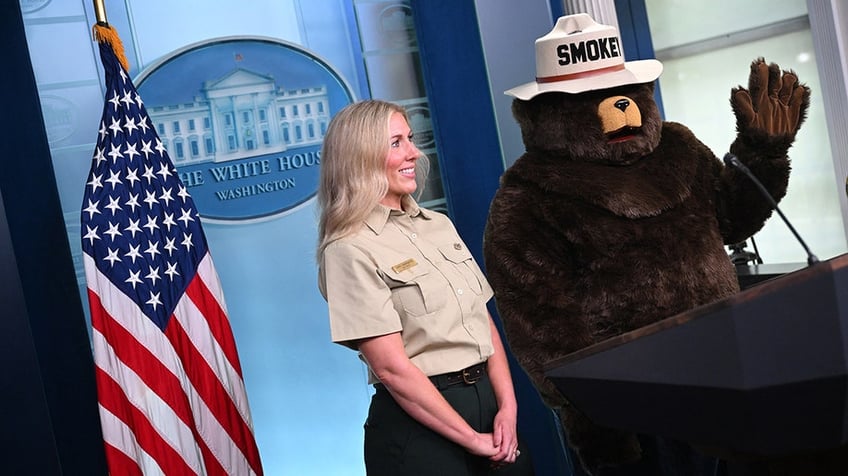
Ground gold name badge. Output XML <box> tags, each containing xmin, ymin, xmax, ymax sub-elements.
<box><xmin>392</xmin><ymin>258</ymin><xmax>418</xmax><ymax>273</ymax></box>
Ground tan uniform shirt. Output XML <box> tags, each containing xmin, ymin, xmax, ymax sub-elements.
<box><xmin>318</xmin><ymin>197</ymin><xmax>494</xmax><ymax>383</ymax></box>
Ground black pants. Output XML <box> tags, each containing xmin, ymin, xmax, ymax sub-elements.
<box><xmin>364</xmin><ymin>373</ymin><xmax>535</xmax><ymax>476</ymax></box>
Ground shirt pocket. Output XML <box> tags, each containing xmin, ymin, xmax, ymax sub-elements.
<box><xmin>438</xmin><ymin>244</ymin><xmax>484</xmax><ymax>295</ymax></box>
<box><xmin>382</xmin><ymin>266</ymin><xmax>448</xmax><ymax>317</ymax></box>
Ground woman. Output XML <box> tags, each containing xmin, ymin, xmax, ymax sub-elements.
<box><xmin>317</xmin><ymin>99</ymin><xmax>533</xmax><ymax>475</ymax></box>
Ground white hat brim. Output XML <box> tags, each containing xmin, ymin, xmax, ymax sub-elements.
<box><xmin>505</xmin><ymin>59</ymin><xmax>663</xmax><ymax>100</ymax></box>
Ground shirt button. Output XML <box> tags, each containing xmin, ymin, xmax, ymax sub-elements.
<box><xmin>453</xmin><ymin>243</ymin><xmax>462</xmax><ymax>250</ymax></box>
<box><xmin>457</xmin><ymin>288</ymin><xmax>464</xmax><ymax>295</ymax></box>
<box><xmin>411</xmin><ymin>233</ymin><xmax>417</xmax><ymax>239</ymax></box>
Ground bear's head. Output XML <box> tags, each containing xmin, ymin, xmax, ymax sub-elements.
<box><xmin>504</xmin><ymin>13</ymin><xmax>664</xmax><ymax>166</ymax></box>
<box><xmin>511</xmin><ymin>82</ymin><xmax>662</xmax><ymax>166</ymax></box>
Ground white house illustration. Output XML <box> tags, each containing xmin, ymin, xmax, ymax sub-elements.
<box><xmin>147</xmin><ymin>68</ymin><xmax>330</xmax><ymax>164</ymax></box>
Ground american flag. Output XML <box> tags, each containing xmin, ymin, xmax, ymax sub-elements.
<box><xmin>81</xmin><ymin>26</ymin><xmax>263</xmax><ymax>475</ymax></box>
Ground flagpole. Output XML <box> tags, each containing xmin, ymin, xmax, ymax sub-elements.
<box><xmin>93</xmin><ymin>0</ymin><xmax>108</xmax><ymax>25</ymax></box>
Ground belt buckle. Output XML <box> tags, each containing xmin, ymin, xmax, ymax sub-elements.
<box><xmin>462</xmin><ymin>367</ymin><xmax>481</xmax><ymax>385</ymax></box>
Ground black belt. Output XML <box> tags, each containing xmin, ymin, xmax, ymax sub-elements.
<box><xmin>428</xmin><ymin>361</ymin><xmax>487</xmax><ymax>390</ymax></box>
<box><xmin>373</xmin><ymin>361</ymin><xmax>488</xmax><ymax>393</ymax></box>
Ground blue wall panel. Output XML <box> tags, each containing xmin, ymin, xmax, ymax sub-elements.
<box><xmin>411</xmin><ymin>2</ymin><xmax>574</xmax><ymax>474</ymax></box>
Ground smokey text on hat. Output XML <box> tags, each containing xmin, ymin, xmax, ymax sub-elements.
<box><xmin>557</xmin><ymin>36</ymin><xmax>621</xmax><ymax>66</ymax></box>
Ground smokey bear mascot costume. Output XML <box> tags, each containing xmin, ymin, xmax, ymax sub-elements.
<box><xmin>483</xmin><ymin>13</ymin><xmax>812</xmax><ymax>476</ymax></box>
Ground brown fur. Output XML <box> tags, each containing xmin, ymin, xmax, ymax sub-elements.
<box><xmin>484</xmin><ymin>61</ymin><xmax>809</xmax><ymax>474</ymax></box>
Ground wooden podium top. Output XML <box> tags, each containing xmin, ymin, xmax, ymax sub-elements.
<box><xmin>736</xmin><ymin>261</ymin><xmax>806</xmax><ymax>289</ymax></box>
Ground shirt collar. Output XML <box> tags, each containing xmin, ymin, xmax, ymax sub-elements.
<box><xmin>364</xmin><ymin>196</ymin><xmax>430</xmax><ymax>235</ymax></box>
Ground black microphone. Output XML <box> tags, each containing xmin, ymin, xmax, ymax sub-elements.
<box><xmin>723</xmin><ymin>153</ymin><xmax>819</xmax><ymax>266</ymax></box>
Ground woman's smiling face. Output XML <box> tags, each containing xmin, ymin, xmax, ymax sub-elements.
<box><xmin>380</xmin><ymin>112</ymin><xmax>421</xmax><ymax>209</ymax></box>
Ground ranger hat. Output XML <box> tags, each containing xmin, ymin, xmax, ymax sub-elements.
<box><xmin>505</xmin><ymin>13</ymin><xmax>663</xmax><ymax>100</ymax></box>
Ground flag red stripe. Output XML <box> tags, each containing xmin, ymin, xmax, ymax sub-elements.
<box><xmin>178</xmin><ymin>256</ymin><xmax>253</xmax><ymax>430</ymax></box>
<box><xmin>165</xmin><ymin>316</ymin><xmax>263</xmax><ymax>473</ymax></box>
<box><xmin>103</xmin><ymin>443</ymin><xmax>144</xmax><ymax>476</ymax></box>
<box><xmin>96</xmin><ymin>367</ymin><xmax>199</xmax><ymax>475</ymax></box>
<box><xmin>184</xmin><ymin>274</ymin><xmax>243</xmax><ymax>376</ymax></box>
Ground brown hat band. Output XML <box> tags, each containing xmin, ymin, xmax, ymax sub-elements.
<box><xmin>537</xmin><ymin>64</ymin><xmax>625</xmax><ymax>84</ymax></box>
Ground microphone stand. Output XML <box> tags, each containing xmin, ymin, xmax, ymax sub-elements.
<box><xmin>749</xmin><ymin>235</ymin><xmax>763</xmax><ymax>264</ymax></box>
<box><xmin>728</xmin><ymin>240</ymin><xmax>760</xmax><ymax>265</ymax></box>
<box><xmin>723</xmin><ymin>153</ymin><xmax>819</xmax><ymax>266</ymax></box>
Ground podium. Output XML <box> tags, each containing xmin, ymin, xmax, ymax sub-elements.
<box><xmin>735</xmin><ymin>262</ymin><xmax>806</xmax><ymax>290</ymax></box>
<box><xmin>544</xmin><ymin>253</ymin><xmax>848</xmax><ymax>457</ymax></box>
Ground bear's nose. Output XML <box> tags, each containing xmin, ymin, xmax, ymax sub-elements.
<box><xmin>614</xmin><ymin>98</ymin><xmax>630</xmax><ymax>112</ymax></box>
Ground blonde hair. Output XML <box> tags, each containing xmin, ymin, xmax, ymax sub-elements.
<box><xmin>317</xmin><ymin>99</ymin><xmax>429</xmax><ymax>257</ymax></box>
